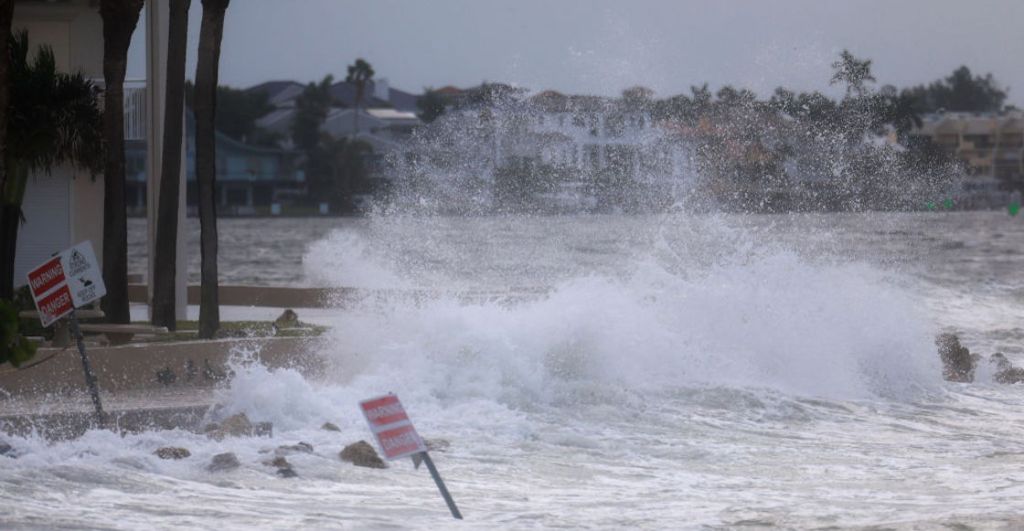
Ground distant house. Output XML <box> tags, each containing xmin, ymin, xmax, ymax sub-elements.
<box><xmin>251</xmin><ymin>78</ymin><xmax>423</xmax><ymax>152</ymax></box>
<box><xmin>126</xmin><ymin>113</ymin><xmax>305</xmax><ymax>216</ymax></box>
<box><xmin>910</xmin><ymin>111</ymin><xmax>1024</xmax><ymax>193</ymax></box>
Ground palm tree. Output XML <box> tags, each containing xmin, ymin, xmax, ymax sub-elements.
<box><xmin>830</xmin><ymin>50</ymin><xmax>876</xmax><ymax>99</ymax></box>
<box><xmin>99</xmin><ymin>0</ymin><xmax>144</xmax><ymax>324</ymax></box>
<box><xmin>0</xmin><ymin>0</ymin><xmax>16</xmax><ymax>300</ymax></box>
<box><xmin>195</xmin><ymin>0</ymin><xmax>230</xmax><ymax>339</ymax></box>
<box><xmin>151</xmin><ymin>0</ymin><xmax>191</xmax><ymax>330</ymax></box>
<box><xmin>345</xmin><ymin>58</ymin><xmax>374</xmax><ymax>135</ymax></box>
<box><xmin>0</xmin><ymin>31</ymin><xmax>104</xmax><ymax>299</ymax></box>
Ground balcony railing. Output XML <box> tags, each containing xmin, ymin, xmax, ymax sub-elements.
<box><xmin>92</xmin><ymin>78</ymin><xmax>147</xmax><ymax>142</ymax></box>
<box><xmin>124</xmin><ymin>80</ymin><xmax>146</xmax><ymax>141</ymax></box>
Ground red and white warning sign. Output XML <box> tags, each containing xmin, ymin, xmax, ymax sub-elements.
<box><xmin>359</xmin><ymin>394</ymin><xmax>427</xmax><ymax>460</ymax></box>
<box><xmin>26</xmin><ymin>241</ymin><xmax>106</xmax><ymax>327</ymax></box>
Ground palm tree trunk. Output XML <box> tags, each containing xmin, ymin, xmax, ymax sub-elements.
<box><xmin>0</xmin><ymin>0</ymin><xmax>16</xmax><ymax>300</ymax></box>
<box><xmin>99</xmin><ymin>0</ymin><xmax>144</xmax><ymax>324</ymax></box>
<box><xmin>151</xmin><ymin>0</ymin><xmax>191</xmax><ymax>330</ymax></box>
<box><xmin>195</xmin><ymin>0</ymin><xmax>229</xmax><ymax>339</ymax></box>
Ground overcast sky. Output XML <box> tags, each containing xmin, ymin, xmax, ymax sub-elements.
<box><xmin>128</xmin><ymin>0</ymin><xmax>1024</xmax><ymax>105</ymax></box>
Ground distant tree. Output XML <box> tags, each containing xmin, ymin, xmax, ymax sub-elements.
<box><xmin>830</xmin><ymin>50</ymin><xmax>876</xmax><ymax>98</ymax></box>
<box><xmin>902</xmin><ymin>66</ymin><xmax>1007</xmax><ymax>113</ymax></box>
<box><xmin>194</xmin><ymin>0</ymin><xmax>230</xmax><ymax>339</ymax></box>
<box><xmin>417</xmin><ymin>88</ymin><xmax>448</xmax><ymax>123</ymax></box>
<box><xmin>186</xmin><ymin>82</ymin><xmax>275</xmax><ymax>144</ymax></box>
<box><xmin>291</xmin><ymin>75</ymin><xmax>333</xmax><ymax>199</ymax></box>
<box><xmin>99</xmin><ymin>0</ymin><xmax>145</xmax><ymax>325</ymax></box>
<box><xmin>621</xmin><ymin>86</ymin><xmax>654</xmax><ymax>111</ymax></box>
<box><xmin>323</xmin><ymin>136</ymin><xmax>374</xmax><ymax>211</ymax></box>
<box><xmin>1</xmin><ymin>31</ymin><xmax>104</xmax><ymax>300</ymax></box>
<box><xmin>876</xmin><ymin>85</ymin><xmax>923</xmax><ymax>139</ymax></box>
<box><xmin>690</xmin><ymin>83</ymin><xmax>713</xmax><ymax>109</ymax></box>
<box><xmin>291</xmin><ymin>75</ymin><xmax>333</xmax><ymax>152</ymax></box>
<box><xmin>152</xmin><ymin>0</ymin><xmax>190</xmax><ymax>330</ymax></box>
<box><xmin>464</xmin><ymin>82</ymin><xmax>526</xmax><ymax>108</ymax></box>
<box><xmin>345</xmin><ymin>58</ymin><xmax>374</xmax><ymax>133</ymax></box>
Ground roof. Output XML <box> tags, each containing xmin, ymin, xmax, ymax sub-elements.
<box><xmin>323</xmin><ymin>81</ymin><xmax>420</xmax><ymax>112</ymax></box>
<box><xmin>434</xmin><ymin>86</ymin><xmax>464</xmax><ymax>95</ymax></box>
<box><xmin>366</xmin><ymin>108</ymin><xmax>419</xmax><ymax>121</ymax></box>
<box><xmin>246</xmin><ymin>80</ymin><xmax>304</xmax><ymax>100</ymax></box>
<box><xmin>247</xmin><ymin>79</ymin><xmax>422</xmax><ymax>113</ymax></box>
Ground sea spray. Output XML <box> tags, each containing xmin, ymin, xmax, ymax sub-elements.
<box><xmin>301</xmin><ymin>221</ymin><xmax>943</xmax><ymax>404</ymax></box>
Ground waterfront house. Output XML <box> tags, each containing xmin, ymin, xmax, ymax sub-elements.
<box><xmin>910</xmin><ymin>111</ymin><xmax>1024</xmax><ymax>195</ymax></box>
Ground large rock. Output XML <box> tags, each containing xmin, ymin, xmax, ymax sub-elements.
<box><xmin>274</xmin><ymin>309</ymin><xmax>299</xmax><ymax>329</ymax></box>
<box><xmin>989</xmin><ymin>353</ymin><xmax>1024</xmax><ymax>384</ymax></box>
<box><xmin>0</xmin><ymin>441</ymin><xmax>13</xmax><ymax>458</ymax></box>
<box><xmin>207</xmin><ymin>452</ymin><xmax>241</xmax><ymax>472</ymax></box>
<box><xmin>339</xmin><ymin>441</ymin><xmax>387</xmax><ymax>469</ymax></box>
<box><xmin>154</xmin><ymin>447</ymin><xmax>191</xmax><ymax>460</ymax></box>
<box><xmin>936</xmin><ymin>333</ymin><xmax>978</xmax><ymax>382</ymax></box>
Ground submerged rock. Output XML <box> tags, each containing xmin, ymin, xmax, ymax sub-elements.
<box><xmin>321</xmin><ymin>422</ymin><xmax>341</xmax><ymax>432</ymax></box>
<box><xmin>220</xmin><ymin>413</ymin><xmax>254</xmax><ymax>436</ymax></box>
<box><xmin>253</xmin><ymin>422</ymin><xmax>273</xmax><ymax>437</ymax></box>
<box><xmin>204</xmin><ymin>413</ymin><xmax>271</xmax><ymax>440</ymax></box>
<box><xmin>936</xmin><ymin>333</ymin><xmax>978</xmax><ymax>382</ymax></box>
<box><xmin>425</xmin><ymin>438</ymin><xmax>451</xmax><ymax>452</ymax></box>
<box><xmin>936</xmin><ymin>334</ymin><xmax>1024</xmax><ymax>385</ymax></box>
<box><xmin>339</xmin><ymin>441</ymin><xmax>386</xmax><ymax>469</ymax></box>
<box><xmin>0</xmin><ymin>441</ymin><xmax>13</xmax><ymax>458</ymax></box>
<box><xmin>154</xmin><ymin>447</ymin><xmax>191</xmax><ymax>460</ymax></box>
<box><xmin>275</xmin><ymin>442</ymin><xmax>313</xmax><ymax>456</ymax></box>
<box><xmin>207</xmin><ymin>452</ymin><xmax>241</xmax><ymax>472</ymax></box>
<box><xmin>263</xmin><ymin>456</ymin><xmax>298</xmax><ymax>478</ymax></box>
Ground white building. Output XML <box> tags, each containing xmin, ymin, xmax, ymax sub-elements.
<box><xmin>13</xmin><ymin>0</ymin><xmax>188</xmax><ymax>319</ymax></box>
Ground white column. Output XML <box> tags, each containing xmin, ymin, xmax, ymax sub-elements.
<box><xmin>145</xmin><ymin>0</ymin><xmax>188</xmax><ymax>321</ymax></box>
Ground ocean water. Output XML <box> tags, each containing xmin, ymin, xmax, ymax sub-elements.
<box><xmin>6</xmin><ymin>211</ymin><xmax>1024</xmax><ymax>529</ymax></box>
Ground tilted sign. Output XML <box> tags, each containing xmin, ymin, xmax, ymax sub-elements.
<box><xmin>26</xmin><ymin>241</ymin><xmax>106</xmax><ymax>327</ymax></box>
<box><xmin>359</xmin><ymin>394</ymin><xmax>427</xmax><ymax>460</ymax></box>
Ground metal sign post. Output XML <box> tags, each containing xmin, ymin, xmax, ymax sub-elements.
<box><xmin>26</xmin><ymin>242</ymin><xmax>108</xmax><ymax>426</ymax></box>
<box><xmin>67</xmin><ymin>309</ymin><xmax>105</xmax><ymax>424</ymax></box>
<box><xmin>420</xmin><ymin>451</ymin><xmax>463</xmax><ymax>520</ymax></box>
<box><xmin>359</xmin><ymin>394</ymin><xmax>464</xmax><ymax>520</ymax></box>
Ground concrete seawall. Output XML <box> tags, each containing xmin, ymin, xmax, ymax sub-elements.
<box><xmin>0</xmin><ymin>337</ymin><xmax>321</xmax><ymax>439</ymax></box>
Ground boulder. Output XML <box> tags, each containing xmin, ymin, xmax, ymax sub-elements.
<box><xmin>0</xmin><ymin>441</ymin><xmax>13</xmax><ymax>458</ymax></box>
<box><xmin>339</xmin><ymin>440</ymin><xmax>387</xmax><ymax>469</ymax></box>
<box><xmin>321</xmin><ymin>422</ymin><xmax>341</xmax><ymax>432</ymax></box>
<box><xmin>274</xmin><ymin>309</ymin><xmax>299</xmax><ymax>329</ymax></box>
<box><xmin>936</xmin><ymin>333</ymin><xmax>978</xmax><ymax>382</ymax></box>
<box><xmin>277</xmin><ymin>467</ymin><xmax>299</xmax><ymax>478</ymax></box>
<box><xmin>207</xmin><ymin>452</ymin><xmax>241</xmax><ymax>472</ymax></box>
<box><xmin>154</xmin><ymin>447</ymin><xmax>191</xmax><ymax>460</ymax></box>
<box><xmin>990</xmin><ymin>353</ymin><xmax>1024</xmax><ymax>384</ymax></box>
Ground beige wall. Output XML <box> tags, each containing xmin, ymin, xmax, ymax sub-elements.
<box><xmin>12</xmin><ymin>2</ymin><xmax>106</xmax><ymax>276</ymax></box>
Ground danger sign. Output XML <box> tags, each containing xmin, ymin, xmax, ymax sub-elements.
<box><xmin>26</xmin><ymin>241</ymin><xmax>106</xmax><ymax>327</ymax></box>
<box><xmin>359</xmin><ymin>394</ymin><xmax>427</xmax><ymax>460</ymax></box>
